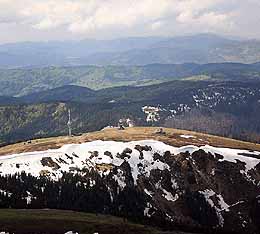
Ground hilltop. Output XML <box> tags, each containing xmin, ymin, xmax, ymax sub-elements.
<box><xmin>1</xmin><ymin>127</ymin><xmax>260</xmax><ymax>156</ymax></box>
<box><xmin>0</xmin><ymin>127</ymin><xmax>259</xmax><ymax>234</ymax></box>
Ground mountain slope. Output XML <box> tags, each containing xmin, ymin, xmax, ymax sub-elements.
<box><xmin>0</xmin><ymin>96</ymin><xmax>20</xmax><ymax>105</ymax></box>
<box><xmin>2</xmin><ymin>62</ymin><xmax>260</xmax><ymax>97</ymax></box>
<box><xmin>0</xmin><ymin>127</ymin><xmax>259</xmax><ymax>234</ymax></box>
<box><xmin>2</xmin><ymin>80</ymin><xmax>260</xmax><ymax>145</ymax></box>
<box><xmin>0</xmin><ymin>37</ymin><xmax>165</xmax><ymax>68</ymax></box>
<box><xmin>1</xmin><ymin>34</ymin><xmax>260</xmax><ymax>67</ymax></box>
<box><xmin>0</xmin><ymin>63</ymin><xmax>202</xmax><ymax>96</ymax></box>
<box><xmin>76</xmin><ymin>34</ymin><xmax>260</xmax><ymax>65</ymax></box>
<box><xmin>21</xmin><ymin>85</ymin><xmax>95</xmax><ymax>103</ymax></box>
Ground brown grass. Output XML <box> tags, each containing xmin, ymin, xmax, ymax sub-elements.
<box><xmin>1</xmin><ymin>127</ymin><xmax>260</xmax><ymax>156</ymax></box>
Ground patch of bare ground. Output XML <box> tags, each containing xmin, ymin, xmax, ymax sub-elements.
<box><xmin>0</xmin><ymin>127</ymin><xmax>260</xmax><ymax>156</ymax></box>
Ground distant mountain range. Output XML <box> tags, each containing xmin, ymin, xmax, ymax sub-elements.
<box><xmin>1</xmin><ymin>34</ymin><xmax>260</xmax><ymax>68</ymax></box>
<box><xmin>2</xmin><ymin>62</ymin><xmax>260</xmax><ymax>96</ymax></box>
<box><xmin>2</xmin><ymin>33</ymin><xmax>260</xmax><ymax>145</ymax></box>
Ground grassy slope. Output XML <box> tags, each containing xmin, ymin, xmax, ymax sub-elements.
<box><xmin>1</xmin><ymin>127</ymin><xmax>260</xmax><ymax>156</ymax></box>
<box><xmin>0</xmin><ymin>209</ymin><xmax>162</xmax><ymax>234</ymax></box>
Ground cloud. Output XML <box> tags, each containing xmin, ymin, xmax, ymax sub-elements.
<box><xmin>151</xmin><ymin>21</ymin><xmax>164</xmax><ymax>31</ymax></box>
<box><xmin>0</xmin><ymin>0</ymin><xmax>259</xmax><ymax>42</ymax></box>
<box><xmin>19</xmin><ymin>0</ymin><xmax>175</xmax><ymax>33</ymax></box>
<box><xmin>0</xmin><ymin>0</ymin><xmax>24</xmax><ymax>24</ymax></box>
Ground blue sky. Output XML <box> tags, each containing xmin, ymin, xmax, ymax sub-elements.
<box><xmin>0</xmin><ymin>0</ymin><xmax>259</xmax><ymax>43</ymax></box>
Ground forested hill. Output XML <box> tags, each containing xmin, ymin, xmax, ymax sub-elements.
<box><xmin>2</xmin><ymin>62</ymin><xmax>260</xmax><ymax>96</ymax></box>
<box><xmin>1</xmin><ymin>80</ymin><xmax>260</xmax><ymax>145</ymax></box>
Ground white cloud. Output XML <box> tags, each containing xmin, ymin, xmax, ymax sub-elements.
<box><xmin>151</xmin><ymin>21</ymin><xmax>164</xmax><ymax>30</ymax></box>
<box><xmin>20</xmin><ymin>0</ymin><xmax>175</xmax><ymax>33</ymax></box>
<box><xmin>0</xmin><ymin>0</ymin><xmax>259</xmax><ymax>42</ymax></box>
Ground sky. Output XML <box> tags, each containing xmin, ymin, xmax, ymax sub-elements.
<box><xmin>0</xmin><ymin>0</ymin><xmax>259</xmax><ymax>43</ymax></box>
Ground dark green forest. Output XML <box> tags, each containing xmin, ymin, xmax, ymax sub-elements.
<box><xmin>1</xmin><ymin>80</ymin><xmax>260</xmax><ymax>145</ymax></box>
<box><xmin>2</xmin><ymin>62</ymin><xmax>260</xmax><ymax>96</ymax></box>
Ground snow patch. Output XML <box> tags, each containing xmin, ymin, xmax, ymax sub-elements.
<box><xmin>0</xmin><ymin>140</ymin><xmax>259</xmax><ymax>184</ymax></box>
<box><xmin>25</xmin><ymin>191</ymin><xmax>36</xmax><ymax>205</ymax></box>
<box><xmin>199</xmin><ymin>189</ymin><xmax>231</xmax><ymax>227</ymax></box>
<box><xmin>217</xmin><ymin>194</ymin><xmax>230</xmax><ymax>211</ymax></box>
<box><xmin>113</xmin><ymin>169</ymin><xmax>126</xmax><ymax>189</ymax></box>
<box><xmin>0</xmin><ymin>189</ymin><xmax>12</xmax><ymax>197</ymax></box>
<box><xmin>101</xmin><ymin>126</ymin><xmax>116</xmax><ymax>131</ymax></box>
<box><xmin>171</xmin><ymin>178</ymin><xmax>178</xmax><ymax>189</ymax></box>
<box><xmin>144</xmin><ymin>202</ymin><xmax>154</xmax><ymax>218</ymax></box>
<box><xmin>180</xmin><ymin>135</ymin><xmax>195</xmax><ymax>139</ymax></box>
<box><xmin>0</xmin><ymin>140</ymin><xmax>171</xmax><ymax>183</ymax></box>
<box><xmin>162</xmin><ymin>189</ymin><xmax>179</xmax><ymax>202</ymax></box>
<box><xmin>142</xmin><ymin>106</ymin><xmax>160</xmax><ymax>122</ymax></box>
<box><xmin>144</xmin><ymin>189</ymin><xmax>153</xmax><ymax>197</ymax></box>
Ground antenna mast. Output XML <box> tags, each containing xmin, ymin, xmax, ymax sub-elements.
<box><xmin>67</xmin><ymin>109</ymin><xmax>72</xmax><ymax>137</ymax></box>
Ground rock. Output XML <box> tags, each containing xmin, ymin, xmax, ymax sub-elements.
<box><xmin>104</xmin><ymin>151</ymin><xmax>113</xmax><ymax>159</ymax></box>
<box><xmin>39</xmin><ymin>170</ymin><xmax>50</xmax><ymax>177</ymax></box>
<box><xmin>89</xmin><ymin>151</ymin><xmax>99</xmax><ymax>159</ymax></box>
<box><xmin>117</xmin><ymin>148</ymin><xmax>132</xmax><ymax>159</ymax></box>
<box><xmin>153</xmin><ymin>152</ymin><xmax>161</xmax><ymax>161</ymax></box>
<box><xmin>122</xmin><ymin>148</ymin><xmax>132</xmax><ymax>154</ymax></box>
<box><xmin>40</xmin><ymin>157</ymin><xmax>60</xmax><ymax>170</ymax></box>
<box><xmin>135</xmin><ymin>145</ymin><xmax>152</xmax><ymax>152</ymax></box>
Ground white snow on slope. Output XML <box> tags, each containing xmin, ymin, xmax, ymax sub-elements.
<box><xmin>101</xmin><ymin>126</ymin><xmax>116</xmax><ymax>131</ymax></box>
<box><xmin>142</xmin><ymin>106</ymin><xmax>161</xmax><ymax>122</ymax></box>
<box><xmin>162</xmin><ymin>189</ymin><xmax>179</xmax><ymax>202</ymax></box>
<box><xmin>199</xmin><ymin>189</ymin><xmax>231</xmax><ymax>227</ymax></box>
<box><xmin>144</xmin><ymin>189</ymin><xmax>153</xmax><ymax>197</ymax></box>
<box><xmin>0</xmin><ymin>140</ymin><xmax>171</xmax><ymax>181</ymax></box>
<box><xmin>199</xmin><ymin>145</ymin><xmax>260</xmax><ymax>172</ymax></box>
<box><xmin>180</xmin><ymin>135</ymin><xmax>194</xmax><ymax>139</ymax></box>
<box><xmin>174</xmin><ymin>144</ymin><xmax>260</xmax><ymax>172</ymax></box>
<box><xmin>0</xmin><ymin>140</ymin><xmax>259</xmax><ymax>181</ymax></box>
<box><xmin>0</xmin><ymin>189</ymin><xmax>12</xmax><ymax>197</ymax></box>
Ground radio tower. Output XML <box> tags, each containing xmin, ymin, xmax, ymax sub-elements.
<box><xmin>67</xmin><ymin>109</ymin><xmax>72</xmax><ymax>137</ymax></box>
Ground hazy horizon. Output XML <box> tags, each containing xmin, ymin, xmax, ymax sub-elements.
<box><xmin>0</xmin><ymin>32</ymin><xmax>255</xmax><ymax>46</ymax></box>
<box><xmin>0</xmin><ymin>0</ymin><xmax>259</xmax><ymax>44</ymax></box>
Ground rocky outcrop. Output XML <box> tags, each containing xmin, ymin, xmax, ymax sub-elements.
<box><xmin>41</xmin><ymin>157</ymin><xmax>60</xmax><ymax>170</ymax></box>
<box><xmin>0</xmin><ymin>140</ymin><xmax>259</xmax><ymax>234</ymax></box>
